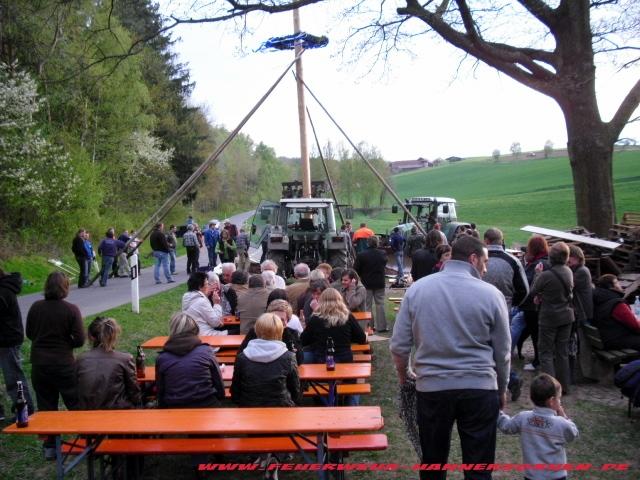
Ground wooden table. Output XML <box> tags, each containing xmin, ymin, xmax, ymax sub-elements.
<box><xmin>2</xmin><ymin>407</ymin><xmax>383</xmax><ymax>480</ymax></box>
<box><xmin>222</xmin><ymin>315</ymin><xmax>240</xmax><ymax>326</ymax></box>
<box><xmin>141</xmin><ymin>335</ymin><xmax>245</xmax><ymax>349</ymax></box>
<box><xmin>139</xmin><ymin>363</ymin><xmax>371</xmax><ymax>386</ymax></box>
<box><xmin>352</xmin><ymin>311</ymin><xmax>372</xmax><ymax>322</ymax></box>
<box><xmin>142</xmin><ymin>335</ymin><xmax>370</xmax><ymax>353</ymax></box>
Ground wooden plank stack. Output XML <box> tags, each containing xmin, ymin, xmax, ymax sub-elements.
<box><xmin>608</xmin><ymin>211</ymin><xmax>640</xmax><ymax>272</ymax></box>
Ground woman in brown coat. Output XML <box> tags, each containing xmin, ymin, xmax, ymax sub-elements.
<box><xmin>76</xmin><ymin>317</ymin><xmax>141</xmax><ymax>409</ymax></box>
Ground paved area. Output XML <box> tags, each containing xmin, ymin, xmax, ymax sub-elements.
<box><xmin>18</xmin><ymin>211</ymin><xmax>255</xmax><ymax>323</ymax></box>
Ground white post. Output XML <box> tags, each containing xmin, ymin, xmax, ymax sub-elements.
<box><xmin>130</xmin><ymin>253</ymin><xmax>140</xmax><ymax>314</ymax></box>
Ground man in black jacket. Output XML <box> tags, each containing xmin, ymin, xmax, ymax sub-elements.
<box><xmin>71</xmin><ymin>228</ymin><xmax>90</xmax><ymax>288</ymax></box>
<box><xmin>0</xmin><ymin>268</ymin><xmax>35</xmax><ymax>420</ymax></box>
<box><xmin>149</xmin><ymin>223</ymin><xmax>175</xmax><ymax>285</ymax></box>
<box><xmin>354</xmin><ymin>236</ymin><xmax>388</xmax><ymax>332</ymax></box>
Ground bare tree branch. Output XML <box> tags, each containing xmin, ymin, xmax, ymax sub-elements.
<box><xmin>608</xmin><ymin>78</ymin><xmax>640</xmax><ymax>136</ymax></box>
<box><xmin>517</xmin><ymin>0</ymin><xmax>558</xmax><ymax>29</ymax></box>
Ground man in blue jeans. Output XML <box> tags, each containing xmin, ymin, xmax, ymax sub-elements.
<box><xmin>97</xmin><ymin>228</ymin><xmax>126</xmax><ymax>287</ymax></box>
<box><xmin>149</xmin><ymin>223</ymin><xmax>175</xmax><ymax>285</ymax></box>
<box><xmin>391</xmin><ymin>236</ymin><xmax>510</xmax><ymax>480</ymax></box>
<box><xmin>389</xmin><ymin>226</ymin><xmax>406</xmax><ymax>285</ymax></box>
<box><xmin>0</xmin><ymin>269</ymin><xmax>35</xmax><ymax>420</ymax></box>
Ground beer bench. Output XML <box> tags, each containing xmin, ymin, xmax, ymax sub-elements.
<box><xmin>583</xmin><ymin>325</ymin><xmax>640</xmax><ymax>369</ymax></box>
<box><xmin>3</xmin><ymin>407</ymin><xmax>385</xmax><ymax>480</ymax></box>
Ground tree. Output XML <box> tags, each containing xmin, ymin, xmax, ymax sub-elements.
<box><xmin>159</xmin><ymin>1</ymin><xmax>640</xmax><ymax>235</ymax></box>
<box><xmin>492</xmin><ymin>149</ymin><xmax>501</xmax><ymax>162</ymax></box>
<box><xmin>0</xmin><ymin>63</ymin><xmax>83</xmax><ymax>232</ymax></box>
<box><xmin>510</xmin><ymin>142</ymin><xmax>522</xmax><ymax>159</ymax></box>
<box><xmin>544</xmin><ymin>140</ymin><xmax>554</xmax><ymax>159</ymax></box>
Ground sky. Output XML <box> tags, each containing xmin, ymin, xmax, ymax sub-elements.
<box><xmin>161</xmin><ymin>2</ymin><xmax>640</xmax><ymax>162</ymax></box>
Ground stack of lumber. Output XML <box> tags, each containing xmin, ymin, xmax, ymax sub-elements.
<box><xmin>608</xmin><ymin>212</ymin><xmax>640</xmax><ymax>272</ymax></box>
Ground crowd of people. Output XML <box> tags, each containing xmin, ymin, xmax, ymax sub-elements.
<box><xmin>1</xmin><ymin>215</ymin><xmax>639</xmax><ymax>477</ymax></box>
<box><xmin>391</xmin><ymin>228</ymin><xmax>640</xmax><ymax>480</ymax></box>
<box><xmin>0</xmin><ymin>256</ymin><xmax>375</xmax><ymax>462</ymax></box>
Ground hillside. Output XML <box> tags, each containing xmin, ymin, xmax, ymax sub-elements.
<box><xmin>355</xmin><ymin>151</ymin><xmax>640</xmax><ymax>246</ymax></box>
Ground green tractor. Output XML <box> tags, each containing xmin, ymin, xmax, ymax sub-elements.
<box><xmin>250</xmin><ymin>181</ymin><xmax>353</xmax><ymax>277</ymax></box>
<box><xmin>392</xmin><ymin>196</ymin><xmax>471</xmax><ymax>243</ymax></box>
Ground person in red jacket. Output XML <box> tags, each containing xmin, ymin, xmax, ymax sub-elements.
<box><xmin>593</xmin><ymin>274</ymin><xmax>640</xmax><ymax>350</ymax></box>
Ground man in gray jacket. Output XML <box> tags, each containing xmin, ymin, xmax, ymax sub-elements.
<box><xmin>390</xmin><ymin>236</ymin><xmax>511</xmax><ymax>480</ymax></box>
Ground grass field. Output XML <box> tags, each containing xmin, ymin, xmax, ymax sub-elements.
<box><xmin>354</xmin><ymin>150</ymin><xmax>640</xmax><ymax>246</ymax></box>
<box><xmin>1</xmin><ymin>286</ymin><xmax>639</xmax><ymax>479</ymax></box>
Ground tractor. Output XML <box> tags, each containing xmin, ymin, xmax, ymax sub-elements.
<box><xmin>250</xmin><ymin>181</ymin><xmax>353</xmax><ymax>277</ymax></box>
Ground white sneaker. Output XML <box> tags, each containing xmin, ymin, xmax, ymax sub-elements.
<box><xmin>523</xmin><ymin>363</ymin><xmax>536</xmax><ymax>371</ymax></box>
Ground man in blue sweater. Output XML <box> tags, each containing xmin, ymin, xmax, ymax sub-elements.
<box><xmin>390</xmin><ymin>235</ymin><xmax>511</xmax><ymax>480</ymax></box>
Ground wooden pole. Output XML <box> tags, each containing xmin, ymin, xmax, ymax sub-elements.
<box><xmin>293</xmin><ymin>9</ymin><xmax>311</xmax><ymax>198</ymax></box>
<box><xmin>296</xmin><ymin>74</ymin><xmax>429</xmax><ymax>238</ymax></box>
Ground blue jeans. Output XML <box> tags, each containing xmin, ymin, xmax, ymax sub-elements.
<box><xmin>417</xmin><ymin>389</ymin><xmax>499</xmax><ymax>480</ymax></box>
<box><xmin>99</xmin><ymin>256</ymin><xmax>115</xmax><ymax>286</ymax></box>
<box><xmin>169</xmin><ymin>249</ymin><xmax>177</xmax><ymax>274</ymax></box>
<box><xmin>510</xmin><ymin>308</ymin><xmax>526</xmax><ymax>347</ymax></box>
<box><xmin>206</xmin><ymin>246</ymin><xmax>217</xmax><ymax>267</ymax></box>
<box><xmin>75</xmin><ymin>256</ymin><xmax>90</xmax><ymax>287</ymax></box>
<box><xmin>394</xmin><ymin>251</ymin><xmax>404</xmax><ymax>280</ymax></box>
<box><xmin>0</xmin><ymin>346</ymin><xmax>35</xmax><ymax>415</ymax></box>
<box><xmin>153</xmin><ymin>251</ymin><xmax>173</xmax><ymax>282</ymax></box>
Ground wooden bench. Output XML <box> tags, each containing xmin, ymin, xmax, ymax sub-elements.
<box><xmin>583</xmin><ymin>325</ymin><xmax>640</xmax><ymax>369</ymax></box>
<box><xmin>63</xmin><ymin>433</ymin><xmax>387</xmax><ymax>456</ymax></box>
<box><xmin>221</xmin><ymin>383</ymin><xmax>371</xmax><ymax>399</ymax></box>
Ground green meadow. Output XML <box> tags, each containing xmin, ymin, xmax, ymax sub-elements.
<box><xmin>355</xmin><ymin>150</ymin><xmax>640</xmax><ymax>247</ymax></box>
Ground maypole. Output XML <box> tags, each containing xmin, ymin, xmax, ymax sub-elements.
<box><xmin>293</xmin><ymin>9</ymin><xmax>311</xmax><ymax>198</ymax></box>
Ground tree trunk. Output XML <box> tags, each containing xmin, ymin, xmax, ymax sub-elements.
<box><xmin>565</xmin><ymin>125</ymin><xmax>615</xmax><ymax>236</ymax></box>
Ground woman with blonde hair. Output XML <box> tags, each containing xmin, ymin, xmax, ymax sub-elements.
<box><xmin>156</xmin><ymin>312</ymin><xmax>225</xmax><ymax>408</ymax></box>
<box><xmin>76</xmin><ymin>317</ymin><xmax>141</xmax><ymax>409</ymax></box>
<box><xmin>238</xmin><ymin>300</ymin><xmax>303</xmax><ymax>364</ymax></box>
<box><xmin>301</xmin><ymin>288</ymin><xmax>367</xmax><ymax>364</ymax></box>
<box><xmin>231</xmin><ymin>313</ymin><xmax>301</xmax><ymax>407</ymax></box>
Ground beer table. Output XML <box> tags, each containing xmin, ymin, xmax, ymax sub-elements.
<box><xmin>352</xmin><ymin>311</ymin><xmax>372</xmax><ymax>322</ymax></box>
<box><xmin>141</xmin><ymin>335</ymin><xmax>370</xmax><ymax>353</ymax></box>
<box><xmin>2</xmin><ymin>407</ymin><xmax>384</xmax><ymax>480</ymax></box>
<box><xmin>222</xmin><ymin>314</ymin><xmax>240</xmax><ymax>326</ymax></box>
<box><xmin>140</xmin><ymin>362</ymin><xmax>371</xmax><ymax>387</ymax></box>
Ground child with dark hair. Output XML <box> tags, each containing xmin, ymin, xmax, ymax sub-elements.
<box><xmin>76</xmin><ymin>317</ymin><xmax>141</xmax><ymax>409</ymax></box>
<box><xmin>498</xmin><ymin>373</ymin><xmax>579</xmax><ymax>480</ymax></box>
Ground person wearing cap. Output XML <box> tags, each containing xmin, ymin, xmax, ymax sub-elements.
<box><xmin>182</xmin><ymin>224</ymin><xmax>200</xmax><ymax>274</ymax></box>
<box><xmin>223</xmin><ymin>219</ymin><xmax>239</xmax><ymax>241</ymax></box>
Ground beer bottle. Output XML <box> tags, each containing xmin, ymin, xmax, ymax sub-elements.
<box><xmin>136</xmin><ymin>345</ymin><xmax>146</xmax><ymax>378</ymax></box>
<box><xmin>326</xmin><ymin>337</ymin><xmax>336</xmax><ymax>371</ymax></box>
<box><xmin>366</xmin><ymin>323</ymin><xmax>374</xmax><ymax>336</ymax></box>
<box><xmin>15</xmin><ymin>381</ymin><xmax>29</xmax><ymax>428</ymax></box>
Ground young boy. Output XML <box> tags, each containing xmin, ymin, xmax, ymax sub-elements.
<box><xmin>498</xmin><ymin>373</ymin><xmax>579</xmax><ymax>480</ymax></box>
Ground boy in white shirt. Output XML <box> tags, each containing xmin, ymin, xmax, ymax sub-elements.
<box><xmin>498</xmin><ymin>373</ymin><xmax>579</xmax><ymax>480</ymax></box>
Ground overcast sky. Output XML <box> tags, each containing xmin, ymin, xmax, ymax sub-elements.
<box><xmin>161</xmin><ymin>2</ymin><xmax>640</xmax><ymax>162</ymax></box>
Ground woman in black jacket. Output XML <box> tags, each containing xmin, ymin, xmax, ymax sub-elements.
<box><xmin>231</xmin><ymin>313</ymin><xmax>301</xmax><ymax>407</ymax></box>
<box><xmin>301</xmin><ymin>288</ymin><xmax>367</xmax><ymax>364</ymax></box>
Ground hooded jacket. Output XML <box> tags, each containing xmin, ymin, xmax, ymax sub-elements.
<box><xmin>239</xmin><ymin>327</ymin><xmax>304</xmax><ymax>366</ymax></box>
<box><xmin>155</xmin><ymin>333</ymin><xmax>225</xmax><ymax>408</ymax></box>
<box><xmin>231</xmin><ymin>339</ymin><xmax>301</xmax><ymax>407</ymax></box>
<box><xmin>0</xmin><ymin>272</ymin><xmax>23</xmax><ymax>347</ymax></box>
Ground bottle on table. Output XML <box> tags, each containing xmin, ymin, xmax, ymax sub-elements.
<box><xmin>326</xmin><ymin>337</ymin><xmax>336</xmax><ymax>371</ymax></box>
<box><xmin>136</xmin><ymin>345</ymin><xmax>146</xmax><ymax>378</ymax></box>
<box><xmin>633</xmin><ymin>296</ymin><xmax>640</xmax><ymax>318</ymax></box>
<box><xmin>366</xmin><ymin>322</ymin><xmax>374</xmax><ymax>336</ymax></box>
<box><xmin>15</xmin><ymin>381</ymin><xmax>29</xmax><ymax>428</ymax></box>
